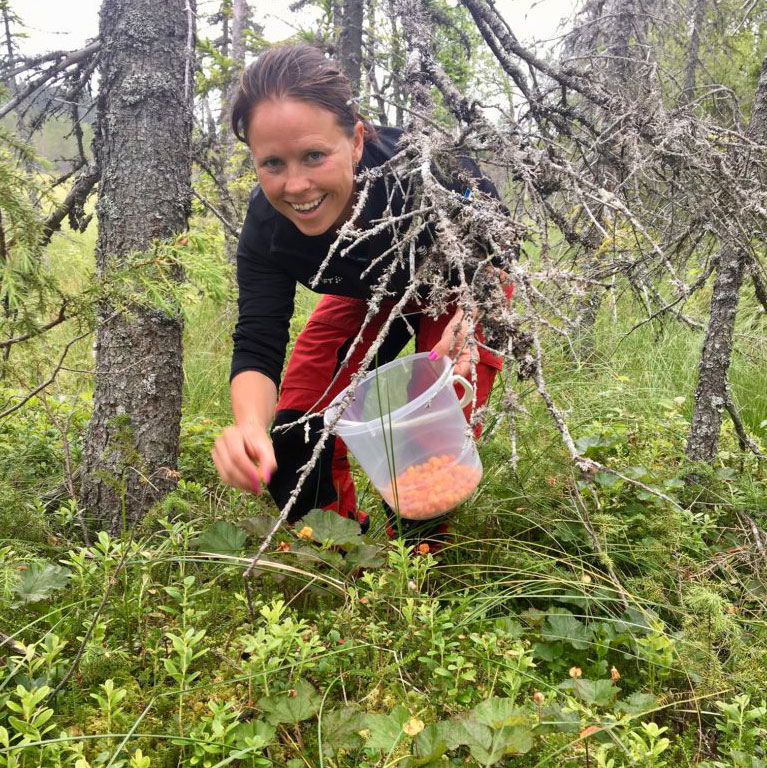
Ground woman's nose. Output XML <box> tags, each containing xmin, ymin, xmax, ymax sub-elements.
<box><xmin>284</xmin><ymin>166</ymin><xmax>310</xmax><ymax>195</ymax></box>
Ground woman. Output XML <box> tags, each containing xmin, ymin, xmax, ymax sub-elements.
<box><xmin>212</xmin><ymin>44</ymin><xmax>510</xmax><ymax>549</ymax></box>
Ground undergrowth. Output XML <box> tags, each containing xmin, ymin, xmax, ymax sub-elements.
<box><xmin>2</xmin><ymin>227</ymin><xmax>767</xmax><ymax>767</ymax></box>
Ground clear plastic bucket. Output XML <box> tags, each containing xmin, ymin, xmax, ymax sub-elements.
<box><xmin>323</xmin><ymin>352</ymin><xmax>483</xmax><ymax>520</ymax></box>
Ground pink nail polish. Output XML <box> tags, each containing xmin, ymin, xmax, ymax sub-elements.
<box><xmin>264</xmin><ymin>469</ymin><xmax>271</xmax><ymax>484</ymax></box>
<box><xmin>428</xmin><ymin>351</ymin><xmax>439</xmax><ymax>361</ymax></box>
<box><xmin>249</xmin><ymin>469</ymin><xmax>261</xmax><ymax>494</ymax></box>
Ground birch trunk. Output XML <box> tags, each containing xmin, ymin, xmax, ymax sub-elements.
<box><xmin>80</xmin><ymin>0</ymin><xmax>194</xmax><ymax>533</ymax></box>
<box><xmin>686</xmin><ymin>57</ymin><xmax>767</xmax><ymax>463</ymax></box>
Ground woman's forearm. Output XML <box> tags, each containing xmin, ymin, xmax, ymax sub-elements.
<box><xmin>230</xmin><ymin>370</ymin><xmax>278</xmax><ymax>431</ymax></box>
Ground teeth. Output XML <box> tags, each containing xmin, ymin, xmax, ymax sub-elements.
<box><xmin>291</xmin><ymin>195</ymin><xmax>326</xmax><ymax>212</ymax></box>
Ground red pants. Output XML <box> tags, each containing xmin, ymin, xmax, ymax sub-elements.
<box><xmin>268</xmin><ymin>291</ymin><xmax>510</xmax><ymax>526</ymax></box>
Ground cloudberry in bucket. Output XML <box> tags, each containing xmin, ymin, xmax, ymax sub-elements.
<box><xmin>383</xmin><ymin>453</ymin><xmax>481</xmax><ymax>520</ymax></box>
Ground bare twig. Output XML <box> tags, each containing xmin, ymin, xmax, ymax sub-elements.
<box><xmin>0</xmin><ymin>325</ymin><xmax>98</xmax><ymax>420</ymax></box>
<box><xmin>0</xmin><ymin>42</ymin><xmax>100</xmax><ymax>120</ymax></box>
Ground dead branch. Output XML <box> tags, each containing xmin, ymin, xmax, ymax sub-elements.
<box><xmin>0</xmin><ymin>41</ymin><xmax>100</xmax><ymax>121</ymax></box>
<box><xmin>0</xmin><ymin>326</ymin><xmax>96</xmax><ymax>420</ymax></box>
<box><xmin>0</xmin><ymin>300</ymin><xmax>70</xmax><ymax>350</ymax></box>
<box><xmin>725</xmin><ymin>396</ymin><xmax>767</xmax><ymax>460</ymax></box>
<box><xmin>41</xmin><ymin>164</ymin><xmax>99</xmax><ymax>246</ymax></box>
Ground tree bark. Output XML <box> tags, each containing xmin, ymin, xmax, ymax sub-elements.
<box><xmin>686</xmin><ymin>57</ymin><xmax>767</xmax><ymax>463</ymax></box>
<box><xmin>339</xmin><ymin>0</ymin><xmax>363</xmax><ymax>94</ymax></box>
<box><xmin>220</xmin><ymin>0</ymin><xmax>248</xmax><ymax>260</ymax></box>
<box><xmin>80</xmin><ymin>0</ymin><xmax>194</xmax><ymax>533</ymax></box>
<box><xmin>683</xmin><ymin>0</ymin><xmax>706</xmax><ymax>102</ymax></box>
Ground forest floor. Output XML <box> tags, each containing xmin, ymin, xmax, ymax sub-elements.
<box><xmin>2</xmin><ymin>222</ymin><xmax>767</xmax><ymax>767</ymax></box>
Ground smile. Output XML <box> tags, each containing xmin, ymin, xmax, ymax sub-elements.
<box><xmin>290</xmin><ymin>195</ymin><xmax>327</xmax><ymax>212</ymax></box>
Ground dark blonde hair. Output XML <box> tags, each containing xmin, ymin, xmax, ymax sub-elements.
<box><xmin>231</xmin><ymin>44</ymin><xmax>377</xmax><ymax>144</ymax></box>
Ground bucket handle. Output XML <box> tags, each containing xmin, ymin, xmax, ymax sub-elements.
<box><xmin>452</xmin><ymin>374</ymin><xmax>474</xmax><ymax>407</ymax></box>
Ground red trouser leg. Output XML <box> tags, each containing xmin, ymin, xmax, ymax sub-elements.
<box><xmin>270</xmin><ymin>287</ymin><xmax>513</xmax><ymax>527</ymax></box>
<box><xmin>271</xmin><ymin>295</ymin><xmax>412</xmax><ymax>523</ymax></box>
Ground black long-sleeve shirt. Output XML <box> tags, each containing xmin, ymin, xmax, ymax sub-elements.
<box><xmin>230</xmin><ymin>126</ymin><xmax>497</xmax><ymax>388</ymax></box>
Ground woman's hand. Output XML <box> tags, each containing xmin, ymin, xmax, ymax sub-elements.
<box><xmin>211</xmin><ymin>421</ymin><xmax>277</xmax><ymax>494</ymax></box>
<box><xmin>429</xmin><ymin>308</ymin><xmax>473</xmax><ymax>378</ymax></box>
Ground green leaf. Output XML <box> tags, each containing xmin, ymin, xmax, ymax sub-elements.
<box><xmin>594</xmin><ymin>471</ymin><xmax>621</xmax><ymax>488</ymax></box>
<box><xmin>542</xmin><ymin>608</ymin><xmax>593</xmax><ymax>650</ymax></box>
<box><xmin>257</xmin><ymin>680</ymin><xmax>321</xmax><ymax>724</ymax></box>
<box><xmin>444</xmin><ymin>717</ymin><xmax>493</xmax><ymax>753</ymax></box>
<box><xmin>301</xmin><ymin>508</ymin><xmax>362</xmax><ymax>546</ymax></box>
<box><xmin>240</xmin><ymin>514</ymin><xmax>278</xmax><ymax>538</ymax></box>
<box><xmin>622</xmin><ymin>465</ymin><xmax>651</xmax><ymax>481</ymax></box>
<box><xmin>497</xmin><ymin>725</ymin><xmax>534</xmax><ymax>755</ymax></box>
<box><xmin>731</xmin><ymin>751</ymin><xmax>767</xmax><ymax>768</ymax></box>
<box><xmin>403</xmin><ymin>723</ymin><xmax>449</xmax><ymax>766</ymax></box>
<box><xmin>233</xmin><ymin>719</ymin><xmax>275</xmax><ymax>750</ymax></box>
<box><xmin>320</xmin><ymin>706</ymin><xmax>367</xmax><ymax>756</ymax></box>
<box><xmin>192</xmin><ymin>521</ymin><xmax>247</xmax><ymax>555</ymax></box>
<box><xmin>559</xmin><ymin>678</ymin><xmax>619</xmax><ymax>707</ymax></box>
<box><xmin>532</xmin><ymin>641</ymin><xmax>562</xmax><ymax>661</ymax></box>
<box><xmin>574</xmin><ymin>434</ymin><xmax>604</xmax><ymax>454</ymax></box>
<box><xmin>345</xmin><ymin>542</ymin><xmax>385</xmax><ymax>570</ymax></box>
<box><xmin>616</xmin><ymin>692</ymin><xmax>657</xmax><ymax>715</ymax></box>
<box><xmin>12</xmin><ymin>562</ymin><xmax>71</xmax><ymax>604</ymax></box>
<box><xmin>615</xmin><ymin>606</ymin><xmax>656</xmax><ymax>634</ymax></box>
<box><xmin>473</xmin><ymin>698</ymin><xmax>528</xmax><ymax>729</ymax></box>
<box><xmin>365</xmin><ymin>705</ymin><xmax>410</xmax><ymax>750</ymax></box>
<box><xmin>414</xmin><ymin>722</ymin><xmax>449</xmax><ymax>758</ymax></box>
<box><xmin>534</xmin><ymin>706</ymin><xmax>580</xmax><ymax>735</ymax></box>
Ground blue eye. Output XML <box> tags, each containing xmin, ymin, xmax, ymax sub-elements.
<box><xmin>261</xmin><ymin>158</ymin><xmax>283</xmax><ymax>170</ymax></box>
<box><xmin>306</xmin><ymin>151</ymin><xmax>325</xmax><ymax>163</ymax></box>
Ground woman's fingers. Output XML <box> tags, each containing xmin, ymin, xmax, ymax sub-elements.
<box><xmin>211</xmin><ymin>434</ymin><xmax>252</xmax><ymax>491</ymax></box>
<box><xmin>211</xmin><ymin>425</ymin><xmax>276</xmax><ymax>494</ymax></box>
<box><xmin>242</xmin><ymin>428</ymin><xmax>277</xmax><ymax>484</ymax></box>
<box><xmin>430</xmin><ymin>309</ymin><xmax>472</xmax><ymax>373</ymax></box>
<box><xmin>452</xmin><ymin>348</ymin><xmax>471</xmax><ymax>379</ymax></box>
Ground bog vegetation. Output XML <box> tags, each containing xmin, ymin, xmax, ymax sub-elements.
<box><xmin>2</xmin><ymin>0</ymin><xmax>767</xmax><ymax>766</ymax></box>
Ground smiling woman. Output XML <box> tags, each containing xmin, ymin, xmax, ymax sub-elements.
<box><xmin>212</xmin><ymin>44</ymin><xmax>513</xmax><ymax>552</ymax></box>
<box><xmin>246</xmin><ymin>99</ymin><xmax>364</xmax><ymax>236</ymax></box>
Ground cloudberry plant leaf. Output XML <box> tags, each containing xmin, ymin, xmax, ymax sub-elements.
<box><xmin>192</xmin><ymin>520</ymin><xmax>247</xmax><ymax>555</ymax></box>
<box><xmin>345</xmin><ymin>542</ymin><xmax>385</xmax><ymax>570</ymax></box>
<box><xmin>542</xmin><ymin>608</ymin><xmax>593</xmax><ymax>650</ymax></box>
<box><xmin>302</xmin><ymin>508</ymin><xmax>362</xmax><ymax>546</ymax></box>
<box><xmin>409</xmin><ymin>722</ymin><xmax>450</xmax><ymax>765</ymax></box>
<box><xmin>233</xmin><ymin>719</ymin><xmax>275</xmax><ymax>750</ymax></box>
<box><xmin>616</xmin><ymin>692</ymin><xmax>658</xmax><ymax>715</ymax></box>
<box><xmin>534</xmin><ymin>706</ymin><xmax>580</xmax><ymax>735</ymax></box>
<box><xmin>239</xmin><ymin>514</ymin><xmax>277</xmax><ymax>538</ymax></box>
<box><xmin>559</xmin><ymin>678</ymin><xmax>619</xmax><ymax>707</ymax></box>
<box><xmin>473</xmin><ymin>698</ymin><xmax>529</xmax><ymax>729</ymax></box>
<box><xmin>365</xmin><ymin>705</ymin><xmax>410</xmax><ymax>750</ymax></box>
<box><xmin>12</xmin><ymin>562</ymin><xmax>71</xmax><ymax>604</ymax></box>
<box><xmin>320</xmin><ymin>706</ymin><xmax>366</xmax><ymax>756</ymax></box>
<box><xmin>258</xmin><ymin>680</ymin><xmax>321</xmax><ymax>725</ymax></box>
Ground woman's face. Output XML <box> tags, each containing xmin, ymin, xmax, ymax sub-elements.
<box><xmin>247</xmin><ymin>98</ymin><xmax>364</xmax><ymax>237</ymax></box>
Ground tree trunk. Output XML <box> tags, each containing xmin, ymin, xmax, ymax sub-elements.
<box><xmin>686</xmin><ymin>57</ymin><xmax>767</xmax><ymax>463</ymax></box>
<box><xmin>685</xmin><ymin>244</ymin><xmax>748</xmax><ymax>463</ymax></box>
<box><xmin>612</xmin><ymin>0</ymin><xmax>638</xmax><ymax>86</ymax></box>
<box><xmin>80</xmin><ymin>0</ymin><xmax>194</xmax><ymax>534</ymax></box>
<box><xmin>388</xmin><ymin>0</ymin><xmax>405</xmax><ymax>127</ymax></box>
<box><xmin>571</xmin><ymin>0</ymin><xmax>655</xmax><ymax>360</ymax></box>
<box><xmin>683</xmin><ymin>0</ymin><xmax>706</xmax><ymax>102</ymax></box>
<box><xmin>220</xmin><ymin>0</ymin><xmax>248</xmax><ymax>260</ymax></box>
<box><xmin>339</xmin><ymin>0</ymin><xmax>363</xmax><ymax>94</ymax></box>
